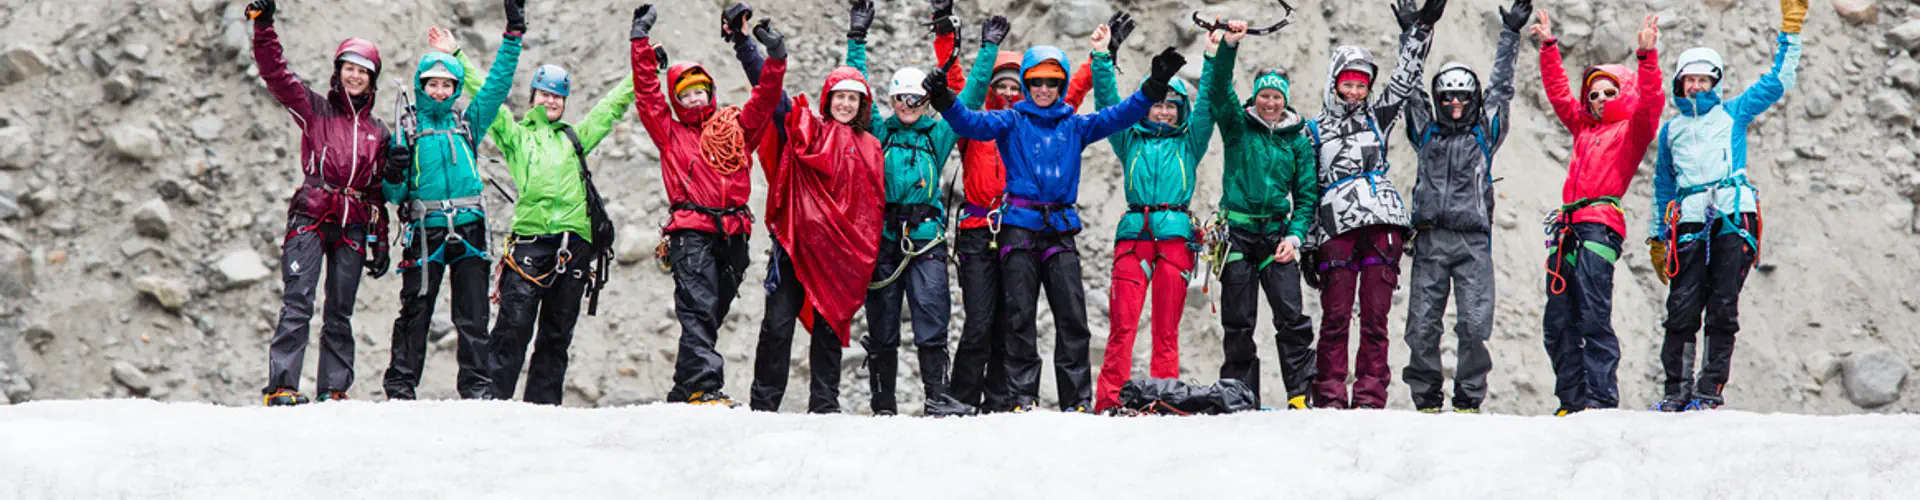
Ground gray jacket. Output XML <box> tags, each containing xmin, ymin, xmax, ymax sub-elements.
<box><xmin>1402</xmin><ymin>29</ymin><xmax>1520</xmax><ymax>233</ymax></box>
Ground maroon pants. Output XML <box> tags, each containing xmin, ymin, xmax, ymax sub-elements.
<box><xmin>1095</xmin><ymin>238</ymin><xmax>1192</xmax><ymax>411</ymax></box>
<box><xmin>1313</xmin><ymin>226</ymin><xmax>1404</xmax><ymax>409</ymax></box>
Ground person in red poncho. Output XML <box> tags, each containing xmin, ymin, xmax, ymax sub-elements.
<box><xmin>742</xmin><ymin>17</ymin><xmax>886</xmax><ymax>414</ymax></box>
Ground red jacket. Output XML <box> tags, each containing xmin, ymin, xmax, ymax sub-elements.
<box><xmin>765</xmin><ymin>67</ymin><xmax>886</xmax><ymax>344</ymax></box>
<box><xmin>631</xmin><ymin>38</ymin><xmax>784</xmax><ymax>236</ymax></box>
<box><xmin>1540</xmin><ymin>41</ymin><xmax>1664</xmax><ymax>237</ymax></box>
<box><xmin>252</xmin><ymin>24</ymin><xmax>390</xmax><ymax>234</ymax></box>
<box><xmin>937</xmin><ymin>34</ymin><xmax>1091</xmax><ymax>230</ymax></box>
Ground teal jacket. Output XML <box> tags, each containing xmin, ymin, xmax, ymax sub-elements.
<box><xmin>383</xmin><ymin>36</ymin><xmax>521</xmax><ymax>228</ymax></box>
<box><xmin>848</xmin><ymin>39</ymin><xmax>958</xmax><ymax>241</ymax></box>
<box><xmin>1210</xmin><ymin>43</ymin><xmax>1319</xmax><ymax>239</ymax></box>
<box><xmin>1091</xmin><ymin>51</ymin><xmax>1214</xmax><ymax>241</ymax></box>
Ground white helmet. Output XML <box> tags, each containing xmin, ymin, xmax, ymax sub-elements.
<box><xmin>890</xmin><ymin>67</ymin><xmax>929</xmax><ymax>98</ymax></box>
<box><xmin>1432</xmin><ymin>63</ymin><xmax>1478</xmax><ymax>94</ymax></box>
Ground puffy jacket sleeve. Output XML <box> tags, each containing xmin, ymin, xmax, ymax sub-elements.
<box><xmin>1727</xmin><ymin>33</ymin><xmax>1801</xmax><ymax>121</ymax></box>
<box><xmin>1066</xmin><ymin>57</ymin><xmax>1094</xmax><ymax>109</ymax></box>
<box><xmin>464</xmin><ymin>35</ymin><xmax>523</xmax><ymax>145</ymax></box>
<box><xmin>740</xmin><ymin>59</ymin><xmax>790</xmax><ymax>146</ymax></box>
<box><xmin>1538</xmin><ymin>40</ymin><xmax>1583</xmax><ymax>132</ymax></box>
<box><xmin>251</xmin><ymin>24</ymin><xmax>318</xmax><ymax>127</ymax></box>
<box><xmin>1081</xmin><ymin>91</ymin><xmax>1152</xmax><ymax>143</ymax></box>
<box><xmin>1185</xmin><ymin>52</ymin><xmax>1218</xmax><ymax>160</ymax></box>
<box><xmin>1287</xmin><ymin>132</ymin><xmax>1320</xmax><ymax>240</ymax></box>
<box><xmin>1627</xmin><ymin>48</ymin><xmax>1664</xmax><ymax>147</ymax></box>
<box><xmin>1374</xmin><ymin>25</ymin><xmax>1434</xmax><ymax>134</ymax></box>
<box><xmin>734</xmin><ymin>35</ymin><xmax>793</xmax><ymax>138</ymax></box>
<box><xmin>575</xmin><ymin>76</ymin><xmax>636</xmax><ymax>152</ymax></box>
<box><xmin>957</xmin><ymin>41</ymin><xmax>1001</xmax><ymax>110</ymax></box>
<box><xmin>1210</xmin><ymin>43</ymin><xmax>1245</xmax><ymax>141</ymax></box>
<box><xmin>848</xmin><ymin>38</ymin><xmax>886</xmax><ymax>136</ymax></box>
<box><xmin>1484</xmin><ymin>28</ymin><xmax>1521</xmax><ymax>151</ymax></box>
<box><xmin>940</xmin><ymin>100</ymin><xmax>1015</xmax><ymax>141</ymax></box>
<box><xmin>630</xmin><ymin>37</ymin><xmax>676</xmax><ymax>150</ymax></box>
<box><xmin>1090</xmin><ymin>52</ymin><xmax>1134</xmax><ymax>158</ymax></box>
<box><xmin>1650</xmin><ymin>122</ymin><xmax>1676</xmax><ymax>240</ymax></box>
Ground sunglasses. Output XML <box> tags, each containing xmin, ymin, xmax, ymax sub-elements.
<box><xmin>1587</xmin><ymin>88</ymin><xmax>1620</xmax><ymax>101</ymax></box>
<box><xmin>1026</xmin><ymin>78</ymin><xmax>1066</xmax><ymax>90</ymax></box>
<box><xmin>892</xmin><ymin>94</ymin><xmax>928</xmax><ymax>108</ymax></box>
<box><xmin>1438</xmin><ymin>92</ymin><xmax>1473</xmax><ymax>104</ymax></box>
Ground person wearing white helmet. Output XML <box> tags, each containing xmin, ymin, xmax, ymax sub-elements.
<box><xmin>1398</xmin><ymin>0</ymin><xmax>1528</xmax><ymax>415</ymax></box>
<box><xmin>1648</xmin><ymin>0</ymin><xmax>1808</xmax><ymax>413</ymax></box>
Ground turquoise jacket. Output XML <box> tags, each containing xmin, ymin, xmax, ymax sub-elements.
<box><xmin>1091</xmin><ymin>51</ymin><xmax>1214</xmax><ymax>241</ymax></box>
<box><xmin>383</xmin><ymin>37</ymin><xmax>521</xmax><ymax>228</ymax></box>
<box><xmin>849</xmin><ymin>39</ymin><xmax>958</xmax><ymax>241</ymax></box>
<box><xmin>1651</xmin><ymin>33</ymin><xmax>1800</xmax><ymax>243</ymax></box>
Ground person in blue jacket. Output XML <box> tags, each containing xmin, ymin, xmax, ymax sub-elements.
<box><xmin>1648</xmin><ymin>0</ymin><xmax>1807</xmax><ymax>412</ymax></box>
<box><xmin>922</xmin><ymin>39</ymin><xmax>1188</xmax><ymax>412</ymax></box>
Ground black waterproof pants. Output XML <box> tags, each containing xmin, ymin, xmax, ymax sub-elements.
<box><xmin>265</xmin><ymin>216</ymin><xmax>366</xmax><ymax>395</ymax></box>
<box><xmin>999</xmin><ymin>226</ymin><xmax>1092</xmax><ymax>410</ymax></box>
<box><xmin>864</xmin><ymin>239</ymin><xmax>952</xmax><ymax>414</ymax></box>
<box><xmin>749</xmin><ymin>242</ymin><xmax>844</xmax><ymax>413</ymax></box>
<box><xmin>665</xmin><ymin>230</ymin><xmax>752</xmax><ymax>403</ymax></box>
<box><xmin>1660</xmin><ymin>215</ymin><xmax>1756</xmax><ymax>403</ymax></box>
<box><xmin>951</xmin><ymin>228</ymin><xmax>1013</xmax><ymax>412</ymax></box>
<box><xmin>383</xmin><ymin>221</ymin><xmax>492</xmax><ymax>400</ymax></box>
<box><xmin>488</xmin><ymin>234</ymin><xmax>592</xmax><ymax>405</ymax></box>
<box><xmin>1543</xmin><ymin>222</ymin><xmax>1623</xmax><ymax>411</ymax></box>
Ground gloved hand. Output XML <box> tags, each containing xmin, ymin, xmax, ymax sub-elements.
<box><xmin>722</xmin><ymin>3</ymin><xmax>753</xmax><ymax>43</ymax></box>
<box><xmin>848</xmin><ymin>0</ymin><xmax>874</xmax><ymax>41</ymax></box>
<box><xmin>504</xmin><ymin>0</ymin><xmax>526</xmax><ymax>34</ymax></box>
<box><xmin>367</xmin><ymin>246</ymin><xmax>391</xmax><ymax>279</ymax></box>
<box><xmin>982</xmin><ymin>15</ymin><xmax>1011</xmax><ymax>46</ymax></box>
<box><xmin>1780</xmin><ymin>0</ymin><xmax>1807</xmax><ymax>34</ymax></box>
<box><xmin>1500</xmin><ymin>0</ymin><xmax>1532</xmax><ymax>34</ymax></box>
<box><xmin>1649</xmin><ymin>240</ymin><xmax>1670</xmax><ymax>285</ymax></box>
<box><xmin>383</xmin><ymin>144</ymin><xmax>411</xmax><ymax>184</ymax></box>
<box><xmin>1300</xmin><ymin>250</ymin><xmax>1325</xmax><ymax>290</ymax></box>
<box><xmin>1393</xmin><ymin>0</ymin><xmax>1419</xmax><ymax>32</ymax></box>
<box><xmin>923</xmin><ymin>68</ymin><xmax>956</xmax><ymax>111</ymax></box>
<box><xmin>1140</xmin><ymin>47</ymin><xmax>1187</xmax><ymax>102</ymax></box>
<box><xmin>1107</xmin><ymin>11</ymin><xmax>1136</xmax><ymax>54</ymax></box>
<box><xmin>755</xmin><ymin>20</ymin><xmax>787</xmax><ymax>60</ymax></box>
<box><xmin>929</xmin><ymin>0</ymin><xmax>956</xmax><ymax>35</ymax></box>
<box><xmin>1419</xmin><ymin>0</ymin><xmax>1450</xmax><ymax>28</ymax></box>
<box><xmin>246</xmin><ymin>0</ymin><xmax>276</xmax><ymax>25</ymax></box>
<box><xmin>631</xmin><ymin>4</ymin><xmax>657</xmax><ymax>40</ymax></box>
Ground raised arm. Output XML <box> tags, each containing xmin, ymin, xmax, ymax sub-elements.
<box><xmin>1402</xmin><ymin>87</ymin><xmax>1435</xmax><ymax>147</ymax></box>
<box><xmin>1089</xmin><ymin>50</ymin><xmax>1135</xmax><ymax>157</ymax></box>
<box><xmin>1727</xmin><ymin>32</ymin><xmax>1802</xmax><ymax>120</ymax></box>
<box><xmin>630</xmin><ymin>34</ymin><xmax>679</xmax><ymax>150</ymax></box>
<box><xmin>575</xmin><ymin>76</ymin><xmax>637</xmax><ymax>152</ymax></box>
<box><xmin>1533</xmin><ymin>11</ymin><xmax>1583</xmax><ymax>132</ymax></box>
<box><xmin>1185</xmin><ymin>46</ymin><xmax>1219</xmax><ymax>159</ymax></box>
<box><xmin>1209</xmin><ymin>40</ymin><xmax>1245</xmax><ymax>139</ymax></box>
<box><xmin>1066</xmin><ymin>58</ymin><xmax>1095</xmax><ymax>110</ymax></box>
<box><xmin>464</xmin><ymin>34</ymin><xmax>524</xmax><ymax>141</ymax></box>
<box><xmin>847</xmin><ymin>37</ymin><xmax>885</xmax><ymax>135</ymax></box>
<box><xmin>249</xmin><ymin>13</ymin><xmax>317</xmax><ymax>126</ymax></box>
<box><xmin>1627</xmin><ymin>15</ymin><xmax>1664</xmax><ymax>147</ymax></box>
<box><xmin>1484</xmin><ymin>27</ymin><xmax>1522</xmax><ymax>151</ymax></box>
<box><xmin>1083</xmin><ymin>46</ymin><xmax>1184</xmax><ymax>143</ymax></box>
<box><xmin>959</xmin><ymin>16</ymin><xmax>1010</xmax><ymax>109</ymax></box>
<box><xmin>1374</xmin><ymin>25</ymin><xmax>1436</xmax><ymax>134</ymax></box>
<box><xmin>739</xmin><ymin>23</ymin><xmax>792</xmax><ymax>143</ymax></box>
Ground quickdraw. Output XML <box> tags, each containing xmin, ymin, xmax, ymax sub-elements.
<box><xmin>1191</xmin><ymin>0</ymin><xmax>1297</xmax><ymax>35</ymax></box>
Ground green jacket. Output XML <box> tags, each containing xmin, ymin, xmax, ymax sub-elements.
<box><xmin>383</xmin><ymin>38</ymin><xmax>521</xmax><ymax>229</ymax></box>
<box><xmin>1091</xmin><ymin>51</ymin><xmax>1214</xmax><ymax>241</ymax></box>
<box><xmin>1210</xmin><ymin>43</ymin><xmax>1319</xmax><ymax>239</ymax></box>
<box><xmin>465</xmin><ymin>55</ymin><xmax>635</xmax><ymax>243</ymax></box>
<box><xmin>849</xmin><ymin>39</ymin><xmax>958</xmax><ymax>241</ymax></box>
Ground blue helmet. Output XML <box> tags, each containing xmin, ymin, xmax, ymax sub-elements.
<box><xmin>531</xmin><ymin>64</ymin><xmax>571</xmax><ymax>97</ymax></box>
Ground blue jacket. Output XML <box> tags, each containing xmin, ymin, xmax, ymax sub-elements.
<box><xmin>939</xmin><ymin>46</ymin><xmax>1153</xmax><ymax>233</ymax></box>
<box><xmin>1651</xmin><ymin>33</ymin><xmax>1800</xmax><ymax>241</ymax></box>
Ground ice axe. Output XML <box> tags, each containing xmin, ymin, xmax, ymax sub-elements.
<box><xmin>1191</xmin><ymin>0</ymin><xmax>1297</xmax><ymax>36</ymax></box>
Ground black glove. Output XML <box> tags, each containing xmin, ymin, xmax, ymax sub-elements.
<box><xmin>246</xmin><ymin>0</ymin><xmax>275</xmax><ymax>25</ymax></box>
<box><xmin>981</xmin><ymin>15</ymin><xmax>1011</xmax><ymax>46</ymax></box>
<box><xmin>367</xmin><ymin>247</ymin><xmax>391</xmax><ymax>279</ymax></box>
<box><xmin>848</xmin><ymin>0</ymin><xmax>874</xmax><ymax>40</ymax></box>
<box><xmin>929</xmin><ymin>0</ymin><xmax>956</xmax><ymax>35</ymax></box>
<box><xmin>1393</xmin><ymin>0</ymin><xmax>1419</xmax><ymax>32</ymax></box>
<box><xmin>1107</xmin><ymin>11</ymin><xmax>1136</xmax><ymax>54</ymax></box>
<box><xmin>383</xmin><ymin>144</ymin><xmax>411</xmax><ymax>184</ymax></box>
<box><xmin>1141</xmin><ymin>47</ymin><xmax>1187</xmax><ymax>102</ymax></box>
<box><xmin>923</xmin><ymin>68</ymin><xmax>956</xmax><ymax>111</ymax></box>
<box><xmin>504</xmin><ymin>0</ymin><xmax>526</xmax><ymax>34</ymax></box>
<box><xmin>1418</xmin><ymin>0</ymin><xmax>1450</xmax><ymax>27</ymax></box>
<box><xmin>1499</xmin><ymin>0</ymin><xmax>1532</xmax><ymax>33</ymax></box>
<box><xmin>631</xmin><ymin>4</ymin><xmax>657</xmax><ymax>40</ymax></box>
<box><xmin>1300</xmin><ymin>250</ymin><xmax>1324</xmax><ymax>290</ymax></box>
<box><xmin>755</xmin><ymin>20</ymin><xmax>786</xmax><ymax>60</ymax></box>
<box><xmin>723</xmin><ymin>3</ymin><xmax>754</xmax><ymax>43</ymax></box>
<box><xmin>654</xmin><ymin>45</ymin><xmax>671</xmax><ymax>73</ymax></box>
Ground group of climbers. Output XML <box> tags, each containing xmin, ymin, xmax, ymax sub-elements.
<box><xmin>246</xmin><ymin>0</ymin><xmax>1811</xmax><ymax>415</ymax></box>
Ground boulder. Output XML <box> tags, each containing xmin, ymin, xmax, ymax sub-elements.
<box><xmin>1888</xmin><ymin>20</ymin><xmax>1920</xmax><ymax>52</ymax></box>
<box><xmin>1833</xmin><ymin>0</ymin><xmax>1879</xmax><ymax>25</ymax></box>
<box><xmin>1842</xmin><ymin>346</ymin><xmax>1910</xmax><ymax>409</ymax></box>
<box><xmin>111</xmin><ymin>361</ymin><xmax>153</xmax><ymax>396</ymax></box>
<box><xmin>0</xmin><ymin>45</ymin><xmax>50</xmax><ymax>85</ymax></box>
<box><xmin>134</xmin><ymin>276</ymin><xmax>191</xmax><ymax>312</ymax></box>
<box><xmin>1867</xmin><ymin>90</ymin><xmax>1913</xmax><ymax>127</ymax></box>
<box><xmin>214</xmin><ymin>250</ymin><xmax>271</xmax><ymax>288</ymax></box>
<box><xmin>107</xmin><ymin>124</ymin><xmax>163</xmax><ymax>162</ymax></box>
<box><xmin>0</xmin><ymin>126</ymin><xmax>33</xmax><ymax>169</ymax></box>
<box><xmin>132</xmin><ymin>199</ymin><xmax>173</xmax><ymax>240</ymax></box>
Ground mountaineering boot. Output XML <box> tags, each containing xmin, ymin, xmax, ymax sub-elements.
<box><xmin>1652</xmin><ymin>398</ymin><xmax>1686</xmax><ymax>413</ymax></box>
<box><xmin>864</xmin><ymin>340</ymin><xmax>899</xmax><ymax>416</ymax></box>
<box><xmin>264</xmin><ymin>387</ymin><xmax>310</xmax><ymax>406</ymax></box>
<box><xmin>1417</xmin><ymin>407</ymin><xmax>1441</xmax><ymax>414</ymax></box>
<box><xmin>1287</xmin><ymin>395</ymin><xmax>1309</xmax><ymax>410</ymax></box>
<box><xmin>315</xmin><ymin>391</ymin><xmax>349</xmax><ymax>402</ymax></box>
<box><xmin>1685</xmin><ymin>396</ymin><xmax>1723</xmax><ymax>411</ymax></box>
<box><xmin>1452</xmin><ymin>408</ymin><xmax>1481</xmax><ymax>415</ymax></box>
<box><xmin>1554</xmin><ymin>407</ymin><xmax>1583</xmax><ymax>417</ymax></box>
<box><xmin>918</xmin><ymin>349</ymin><xmax>979</xmax><ymax>417</ymax></box>
<box><xmin>687</xmin><ymin>391</ymin><xmax>741</xmax><ymax>408</ymax></box>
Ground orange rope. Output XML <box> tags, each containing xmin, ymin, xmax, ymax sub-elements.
<box><xmin>1663</xmin><ymin>200</ymin><xmax>1683</xmax><ymax>280</ymax></box>
<box><xmin>700</xmin><ymin>106</ymin><xmax>748</xmax><ymax>175</ymax></box>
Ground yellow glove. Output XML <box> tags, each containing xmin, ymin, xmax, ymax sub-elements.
<box><xmin>1649</xmin><ymin>240</ymin><xmax>1670</xmax><ymax>285</ymax></box>
<box><xmin>1781</xmin><ymin>0</ymin><xmax>1808</xmax><ymax>34</ymax></box>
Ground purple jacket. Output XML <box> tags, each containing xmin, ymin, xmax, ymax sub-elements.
<box><xmin>252</xmin><ymin>23</ymin><xmax>391</xmax><ymax>231</ymax></box>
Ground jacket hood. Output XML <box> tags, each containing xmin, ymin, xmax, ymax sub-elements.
<box><xmin>666</xmin><ymin>62</ymin><xmax>716</xmax><ymax>125</ymax></box>
<box><xmin>1429</xmin><ymin>62</ymin><xmax>1483</xmax><ymax>132</ymax></box>
<box><xmin>820</xmin><ymin>66</ymin><xmax>874</xmax><ymax>132</ymax></box>
<box><xmin>1133</xmin><ymin>76</ymin><xmax>1191</xmax><ymax>136</ymax></box>
<box><xmin>1581</xmin><ymin>64</ymin><xmax>1636</xmax><ymax>123</ymax></box>
<box><xmin>412</xmin><ymin>52</ymin><xmax>466</xmax><ymax>117</ymax></box>
<box><xmin>1671</xmin><ymin>47</ymin><xmax>1726</xmax><ymax>116</ymax></box>
<box><xmin>1018</xmin><ymin>46</ymin><xmax>1071</xmax><ymax>105</ymax></box>
<box><xmin>984</xmin><ymin>51</ymin><xmax>1026</xmax><ymax>111</ymax></box>
<box><xmin>1322</xmin><ymin>45</ymin><xmax>1378</xmax><ymax>118</ymax></box>
<box><xmin>330</xmin><ymin>38</ymin><xmax>382</xmax><ymax>112</ymax></box>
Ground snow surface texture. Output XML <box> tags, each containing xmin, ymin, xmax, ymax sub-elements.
<box><xmin>3</xmin><ymin>401</ymin><xmax>1919</xmax><ymax>499</ymax></box>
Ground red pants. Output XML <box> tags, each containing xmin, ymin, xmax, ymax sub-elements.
<box><xmin>1314</xmin><ymin>226</ymin><xmax>1403</xmax><ymax>409</ymax></box>
<box><xmin>1095</xmin><ymin>238</ymin><xmax>1192</xmax><ymax>411</ymax></box>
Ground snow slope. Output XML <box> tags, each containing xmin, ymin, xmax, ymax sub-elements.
<box><xmin>2</xmin><ymin>401</ymin><xmax>1917</xmax><ymax>499</ymax></box>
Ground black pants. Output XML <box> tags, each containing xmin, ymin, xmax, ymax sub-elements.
<box><xmin>1000</xmin><ymin>226</ymin><xmax>1092</xmax><ymax>410</ymax></box>
<box><xmin>265</xmin><ymin>216</ymin><xmax>366</xmax><ymax>394</ymax></box>
<box><xmin>864</xmin><ymin>239</ymin><xmax>952</xmax><ymax>413</ymax></box>
<box><xmin>666</xmin><ymin>230</ymin><xmax>751</xmax><ymax>402</ymax></box>
<box><xmin>1217</xmin><ymin>227</ymin><xmax>1315</xmax><ymax>408</ymax></box>
<box><xmin>951</xmin><ymin>228</ymin><xmax>1013</xmax><ymax>412</ymax></box>
<box><xmin>1542</xmin><ymin>222</ymin><xmax>1623</xmax><ymax>411</ymax></box>
<box><xmin>488</xmin><ymin>234</ymin><xmax>593</xmax><ymax>405</ymax></box>
<box><xmin>383</xmin><ymin>221</ymin><xmax>492</xmax><ymax>400</ymax></box>
<box><xmin>1660</xmin><ymin>215</ymin><xmax>1756</xmax><ymax>403</ymax></box>
<box><xmin>749</xmin><ymin>242</ymin><xmax>844</xmax><ymax>413</ymax></box>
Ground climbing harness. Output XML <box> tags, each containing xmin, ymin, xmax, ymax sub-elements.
<box><xmin>1541</xmin><ymin>197</ymin><xmax>1623</xmax><ymax>295</ymax></box>
<box><xmin>871</xmin><ymin>204</ymin><xmax>948</xmax><ymax>290</ymax></box>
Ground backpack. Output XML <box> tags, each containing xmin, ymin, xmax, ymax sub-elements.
<box><xmin>557</xmin><ymin>125</ymin><xmax>615</xmax><ymax>316</ymax></box>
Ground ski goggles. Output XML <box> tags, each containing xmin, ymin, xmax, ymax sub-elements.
<box><xmin>891</xmin><ymin>94</ymin><xmax>928</xmax><ymax>108</ymax></box>
<box><xmin>1438</xmin><ymin>91</ymin><xmax>1473</xmax><ymax>104</ymax></box>
<box><xmin>1025</xmin><ymin>78</ymin><xmax>1066</xmax><ymax>90</ymax></box>
<box><xmin>1586</xmin><ymin>87</ymin><xmax>1619</xmax><ymax>101</ymax></box>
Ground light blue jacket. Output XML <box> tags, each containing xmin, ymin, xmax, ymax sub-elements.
<box><xmin>1650</xmin><ymin>33</ymin><xmax>1800</xmax><ymax>241</ymax></box>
